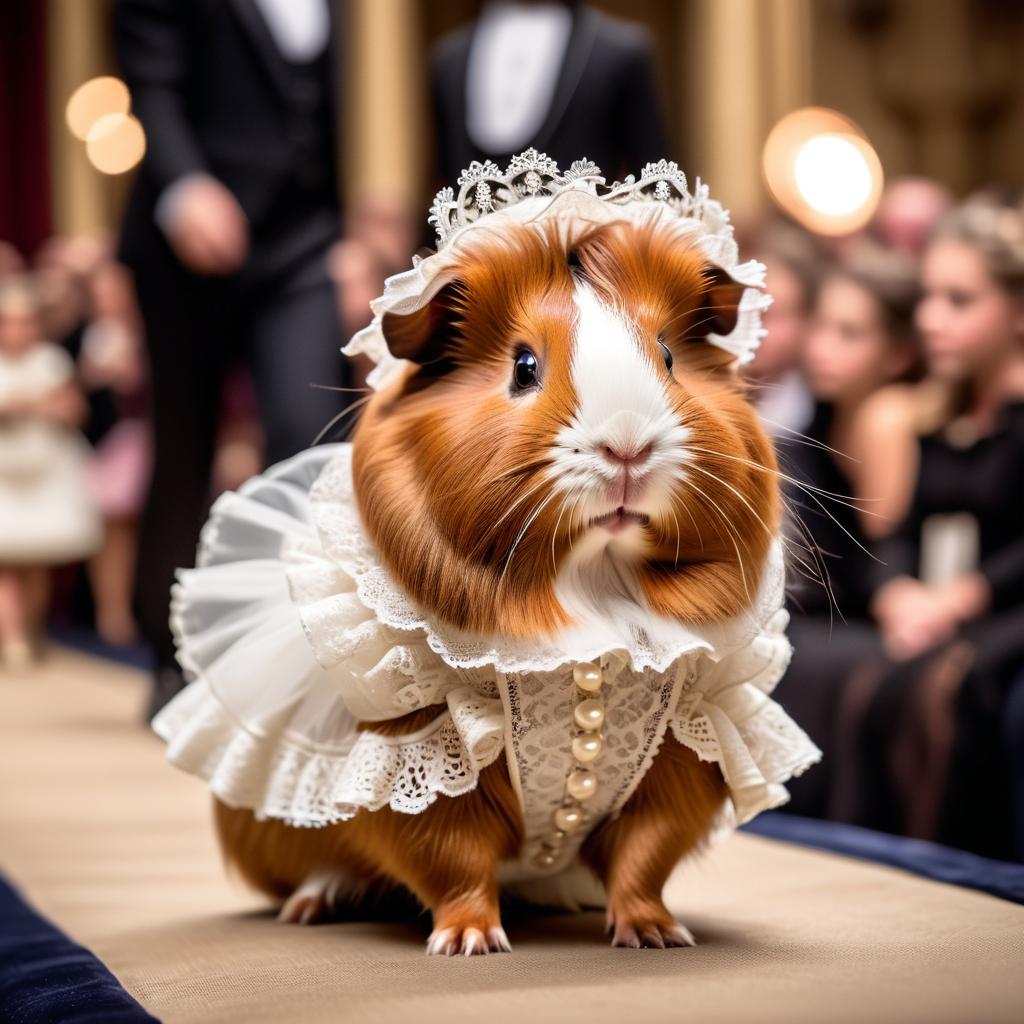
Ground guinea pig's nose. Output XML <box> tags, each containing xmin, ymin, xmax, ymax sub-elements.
<box><xmin>600</xmin><ymin>441</ymin><xmax>653</xmax><ymax>468</ymax></box>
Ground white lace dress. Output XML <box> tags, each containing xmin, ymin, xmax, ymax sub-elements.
<box><xmin>155</xmin><ymin>444</ymin><xmax>820</xmax><ymax>905</ymax></box>
<box><xmin>0</xmin><ymin>344</ymin><xmax>101</xmax><ymax>563</ymax></box>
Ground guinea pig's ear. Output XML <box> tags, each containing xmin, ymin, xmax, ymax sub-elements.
<box><xmin>380</xmin><ymin>280</ymin><xmax>462</xmax><ymax>367</ymax></box>
<box><xmin>696</xmin><ymin>266</ymin><xmax>747</xmax><ymax>339</ymax></box>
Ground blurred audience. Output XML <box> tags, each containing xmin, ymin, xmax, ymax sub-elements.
<box><xmin>79</xmin><ymin>258</ymin><xmax>149</xmax><ymax>647</ymax></box>
<box><xmin>0</xmin><ymin>276</ymin><xmax>100</xmax><ymax>667</ymax></box>
<box><xmin>757</xmin><ymin>188</ymin><xmax>1024</xmax><ymax>863</ymax></box>
<box><xmin>745</xmin><ymin>221</ymin><xmax>822</xmax><ymax>439</ymax></box>
<box><xmin>773</xmin><ymin>243</ymin><xmax>920</xmax><ymax>818</ymax></box>
<box><xmin>870</xmin><ymin>176</ymin><xmax>954</xmax><ymax>260</ymax></box>
<box><xmin>851</xmin><ymin>190</ymin><xmax>1024</xmax><ymax>860</ymax></box>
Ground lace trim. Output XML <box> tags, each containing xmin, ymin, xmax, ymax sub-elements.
<box><xmin>153</xmin><ymin>679</ymin><xmax>506</xmax><ymax>828</ymax></box>
<box><xmin>669</xmin><ymin>624</ymin><xmax>821</xmax><ymax>824</ymax></box>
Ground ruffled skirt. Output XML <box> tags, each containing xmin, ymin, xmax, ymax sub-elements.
<box><xmin>155</xmin><ymin>446</ymin><xmax>507</xmax><ymax>828</ymax></box>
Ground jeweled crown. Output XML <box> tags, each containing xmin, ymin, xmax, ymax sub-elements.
<box><xmin>428</xmin><ymin>148</ymin><xmax>729</xmax><ymax>250</ymax></box>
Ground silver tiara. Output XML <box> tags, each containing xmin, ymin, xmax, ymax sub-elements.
<box><xmin>428</xmin><ymin>148</ymin><xmax>727</xmax><ymax>249</ymax></box>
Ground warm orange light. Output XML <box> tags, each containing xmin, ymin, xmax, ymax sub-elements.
<box><xmin>86</xmin><ymin>113</ymin><xmax>146</xmax><ymax>175</ymax></box>
<box><xmin>66</xmin><ymin>76</ymin><xmax>130</xmax><ymax>140</ymax></box>
<box><xmin>763</xmin><ymin>107</ymin><xmax>884</xmax><ymax>235</ymax></box>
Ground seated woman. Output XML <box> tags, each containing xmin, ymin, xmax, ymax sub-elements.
<box><xmin>849</xmin><ymin>192</ymin><xmax>1024</xmax><ymax>862</ymax></box>
<box><xmin>744</xmin><ymin>220</ymin><xmax>823</xmax><ymax>441</ymax></box>
<box><xmin>773</xmin><ymin>247</ymin><xmax>920</xmax><ymax>817</ymax></box>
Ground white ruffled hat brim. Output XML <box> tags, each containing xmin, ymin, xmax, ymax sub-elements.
<box><xmin>344</xmin><ymin>185</ymin><xmax>770</xmax><ymax>392</ymax></box>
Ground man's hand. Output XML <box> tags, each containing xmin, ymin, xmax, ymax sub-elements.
<box><xmin>163</xmin><ymin>176</ymin><xmax>249</xmax><ymax>275</ymax></box>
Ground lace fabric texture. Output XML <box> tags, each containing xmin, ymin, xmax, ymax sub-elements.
<box><xmin>500</xmin><ymin>658</ymin><xmax>692</xmax><ymax>875</ymax></box>
<box><xmin>155</xmin><ymin>443</ymin><xmax>821</xmax><ymax>872</ymax></box>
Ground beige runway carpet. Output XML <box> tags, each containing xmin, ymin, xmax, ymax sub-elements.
<box><xmin>1</xmin><ymin>647</ymin><xmax>1022</xmax><ymax>1024</ymax></box>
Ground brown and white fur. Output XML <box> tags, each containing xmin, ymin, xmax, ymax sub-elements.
<box><xmin>216</xmin><ymin>214</ymin><xmax>781</xmax><ymax>954</ymax></box>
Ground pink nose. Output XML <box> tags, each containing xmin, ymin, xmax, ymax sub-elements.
<box><xmin>600</xmin><ymin>442</ymin><xmax>653</xmax><ymax>468</ymax></box>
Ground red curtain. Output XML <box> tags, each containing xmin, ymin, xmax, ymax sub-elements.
<box><xmin>0</xmin><ymin>1</ymin><xmax>52</xmax><ymax>259</ymax></box>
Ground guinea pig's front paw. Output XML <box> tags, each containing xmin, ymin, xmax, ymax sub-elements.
<box><xmin>426</xmin><ymin>924</ymin><xmax>512</xmax><ymax>957</ymax></box>
<box><xmin>606</xmin><ymin>899</ymin><xmax>696</xmax><ymax>949</ymax></box>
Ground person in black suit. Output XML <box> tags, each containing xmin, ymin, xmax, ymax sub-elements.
<box><xmin>431</xmin><ymin>0</ymin><xmax>671</xmax><ymax>189</ymax></box>
<box><xmin>114</xmin><ymin>0</ymin><xmax>350</xmax><ymax>715</ymax></box>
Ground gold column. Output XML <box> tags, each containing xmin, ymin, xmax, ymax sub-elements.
<box><xmin>764</xmin><ymin>0</ymin><xmax>812</xmax><ymax>122</ymax></box>
<box><xmin>684</xmin><ymin>0</ymin><xmax>811</xmax><ymax>222</ymax></box>
<box><xmin>46</xmin><ymin>0</ymin><xmax>120</xmax><ymax>237</ymax></box>
<box><xmin>344</xmin><ymin>0</ymin><xmax>425</xmax><ymax>214</ymax></box>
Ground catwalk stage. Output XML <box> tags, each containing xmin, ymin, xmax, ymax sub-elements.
<box><xmin>1</xmin><ymin>648</ymin><xmax>1022</xmax><ymax>1023</ymax></box>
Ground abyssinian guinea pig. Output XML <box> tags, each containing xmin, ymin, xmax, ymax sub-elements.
<box><xmin>215</xmin><ymin>214</ymin><xmax>781</xmax><ymax>954</ymax></box>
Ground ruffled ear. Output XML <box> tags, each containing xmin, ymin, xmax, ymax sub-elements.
<box><xmin>697</xmin><ymin>266</ymin><xmax>747</xmax><ymax>339</ymax></box>
<box><xmin>380</xmin><ymin>280</ymin><xmax>462</xmax><ymax>367</ymax></box>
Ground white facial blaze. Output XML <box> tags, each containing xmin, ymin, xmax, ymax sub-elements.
<box><xmin>569</xmin><ymin>284</ymin><xmax>672</xmax><ymax>433</ymax></box>
<box><xmin>547</xmin><ymin>282</ymin><xmax>692</xmax><ymax>615</ymax></box>
<box><xmin>549</xmin><ymin>283</ymin><xmax>690</xmax><ymax>518</ymax></box>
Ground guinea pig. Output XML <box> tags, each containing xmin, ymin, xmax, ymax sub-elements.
<box><xmin>210</xmin><ymin>211</ymin><xmax>788</xmax><ymax>955</ymax></box>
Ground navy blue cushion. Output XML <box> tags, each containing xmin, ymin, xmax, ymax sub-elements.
<box><xmin>743</xmin><ymin>812</ymin><xmax>1024</xmax><ymax>905</ymax></box>
<box><xmin>0</xmin><ymin>872</ymin><xmax>159</xmax><ymax>1024</ymax></box>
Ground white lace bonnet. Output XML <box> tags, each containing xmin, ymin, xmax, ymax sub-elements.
<box><xmin>343</xmin><ymin>149</ymin><xmax>771</xmax><ymax>390</ymax></box>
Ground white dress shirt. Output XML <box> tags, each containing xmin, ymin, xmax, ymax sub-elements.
<box><xmin>253</xmin><ymin>0</ymin><xmax>329</xmax><ymax>63</ymax></box>
<box><xmin>466</xmin><ymin>1</ymin><xmax>573</xmax><ymax>154</ymax></box>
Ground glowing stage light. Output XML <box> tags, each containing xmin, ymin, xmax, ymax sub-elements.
<box><xmin>763</xmin><ymin>107</ymin><xmax>884</xmax><ymax>235</ymax></box>
<box><xmin>66</xmin><ymin>76</ymin><xmax>130</xmax><ymax>140</ymax></box>
<box><xmin>794</xmin><ymin>135</ymin><xmax>874</xmax><ymax>216</ymax></box>
<box><xmin>86</xmin><ymin>113</ymin><xmax>146</xmax><ymax>175</ymax></box>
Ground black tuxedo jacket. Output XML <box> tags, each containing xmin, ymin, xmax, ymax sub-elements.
<box><xmin>114</xmin><ymin>0</ymin><xmax>342</xmax><ymax>262</ymax></box>
<box><xmin>431</xmin><ymin>4</ymin><xmax>672</xmax><ymax>189</ymax></box>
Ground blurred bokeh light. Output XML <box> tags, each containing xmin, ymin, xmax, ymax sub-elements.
<box><xmin>85</xmin><ymin>112</ymin><xmax>146</xmax><ymax>175</ymax></box>
<box><xmin>65</xmin><ymin>76</ymin><xmax>130</xmax><ymax>141</ymax></box>
<box><xmin>763</xmin><ymin>107</ymin><xmax>884</xmax><ymax>235</ymax></box>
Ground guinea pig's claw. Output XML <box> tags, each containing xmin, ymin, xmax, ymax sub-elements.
<box><xmin>462</xmin><ymin>928</ymin><xmax>486</xmax><ymax>956</ymax></box>
<box><xmin>610</xmin><ymin>919</ymin><xmax>696</xmax><ymax>949</ymax></box>
<box><xmin>426</xmin><ymin>924</ymin><xmax>512</xmax><ymax>956</ymax></box>
<box><xmin>426</xmin><ymin>927</ymin><xmax>458</xmax><ymax>956</ymax></box>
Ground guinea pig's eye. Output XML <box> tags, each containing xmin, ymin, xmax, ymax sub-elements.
<box><xmin>512</xmin><ymin>349</ymin><xmax>540</xmax><ymax>391</ymax></box>
<box><xmin>657</xmin><ymin>333</ymin><xmax>674</xmax><ymax>372</ymax></box>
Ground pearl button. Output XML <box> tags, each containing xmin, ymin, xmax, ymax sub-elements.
<box><xmin>574</xmin><ymin>699</ymin><xmax>605</xmax><ymax>731</ymax></box>
<box><xmin>572</xmin><ymin>732</ymin><xmax>602</xmax><ymax>762</ymax></box>
<box><xmin>572</xmin><ymin>662</ymin><xmax>603</xmax><ymax>693</ymax></box>
<box><xmin>553</xmin><ymin>805</ymin><xmax>584</xmax><ymax>832</ymax></box>
<box><xmin>566</xmin><ymin>769</ymin><xmax>597</xmax><ymax>801</ymax></box>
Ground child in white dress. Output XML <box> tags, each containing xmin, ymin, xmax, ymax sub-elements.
<box><xmin>0</xmin><ymin>278</ymin><xmax>101</xmax><ymax>667</ymax></box>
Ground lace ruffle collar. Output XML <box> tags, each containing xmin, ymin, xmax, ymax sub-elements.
<box><xmin>305</xmin><ymin>447</ymin><xmax>787</xmax><ymax>678</ymax></box>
